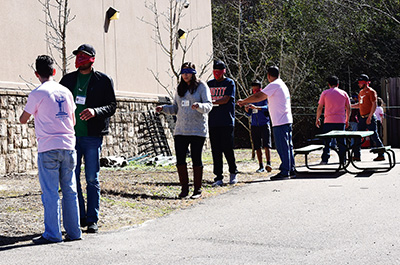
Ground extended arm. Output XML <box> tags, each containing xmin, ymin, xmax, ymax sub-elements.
<box><xmin>237</xmin><ymin>91</ymin><xmax>268</xmax><ymax>107</ymax></box>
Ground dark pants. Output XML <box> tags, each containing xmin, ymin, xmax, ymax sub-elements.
<box><xmin>321</xmin><ymin>123</ymin><xmax>346</xmax><ymax>163</ymax></box>
<box><xmin>209</xmin><ymin>126</ymin><xmax>237</xmax><ymax>180</ymax></box>
<box><xmin>251</xmin><ymin>124</ymin><xmax>272</xmax><ymax>149</ymax></box>
<box><xmin>353</xmin><ymin>115</ymin><xmax>384</xmax><ymax>158</ymax></box>
<box><xmin>174</xmin><ymin>135</ymin><xmax>206</xmax><ymax>167</ymax></box>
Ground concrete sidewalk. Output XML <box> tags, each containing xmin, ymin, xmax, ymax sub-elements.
<box><xmin>1</xmin><ymin>149</ymin><xmax>399</xmax><ymax>264</ymax></box>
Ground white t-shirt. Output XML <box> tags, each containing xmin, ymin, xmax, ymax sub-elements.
<box><xmin>261</xmin><ymin>78</ymin><xmax>293</xmax><ymax>127</ymax></box>
<box><xmin>24</xmin><ymin>81</ymin><xmax>76</xmax><ymax>153</ymax></box>
<box><xmin>375</xmin><ymin>106</ymin><xmax>384</xmax><ymax>122</ymax></box>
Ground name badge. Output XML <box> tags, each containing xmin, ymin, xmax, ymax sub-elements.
<box><xmin>76</xmin><ymin>96</ymin><xmax>86</xmax><ymax>105</ymax></box>
<box><xmin>181</xmin><ymin>100</ymin><xmax>190</xmax><ymax>107</ymax></box>
<box><xmin>253</xmin><ymin>109</ymin><xmax>258</xmax><ymax>114</ymax></box>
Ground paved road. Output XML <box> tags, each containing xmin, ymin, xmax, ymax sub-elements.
<box><xmin>1</xmin><ymin>150</ymin><xmax>399</xmax><ymax>265</ymax></box>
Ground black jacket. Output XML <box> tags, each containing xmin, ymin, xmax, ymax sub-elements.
<box><xmin>60</xmin><ymin>69</ymin><xmax>117</xmax><ymax>136</ymax></box>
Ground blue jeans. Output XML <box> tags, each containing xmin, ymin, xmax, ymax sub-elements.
<box><xmin>349</xmin><ymin>121</ymin><xmax>358</xmax><ymax>145</ymax></box>
<box><xmin>38</xmin><ymin>149</ymin><xmax>81</xmax><ymax>242</ymax></box>
<box><xmin>321</xmin><ymin>123</ymin><xmax>346</xmax><ymax>163</ymax></box>
<box><xmin>353</xmin><ymin>115</ymin><xmax>383</xmax><ymax>158</ymax></box>
<box><xmin>272</xmin><ymin>124</ymin><xmax>295</xmax><ymax>176</ymax></box>
<box><xmin>75</xmin><ymin>136</ymin><xmax>103</xmax><ymax>223</ymax></box>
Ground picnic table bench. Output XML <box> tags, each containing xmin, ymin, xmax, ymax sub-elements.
<box><xmin>295</xmin><ymin>131</ymin><xmax>396</xmax><ymax>174</ymax></box>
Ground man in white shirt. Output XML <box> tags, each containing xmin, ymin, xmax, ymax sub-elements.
<box><xmin>238</xmin><ymin>66</ymin><xmax>295</xmax><ymax>180</ymax></box>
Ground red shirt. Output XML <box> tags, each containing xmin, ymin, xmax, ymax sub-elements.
<box><xmin>358</xmin><ymin>87</ymin><xmax>377</xmax><ymax>116</ymax></box>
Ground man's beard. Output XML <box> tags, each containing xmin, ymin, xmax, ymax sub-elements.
<box><xmin>79</xmin><ymin>63</ymin><xmax>92</xmax><ymax>72</ymax></box>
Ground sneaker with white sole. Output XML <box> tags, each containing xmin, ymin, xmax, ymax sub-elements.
<box><xmin>256</xmin><ymin>167</ymin><xmax>265</xmax><ymax>173</ymax></box>
<box><xmin>229</xmin><ymin>173</ymin><xmax>238</xmax><ymax>184</ymax></box>
<box><xmin>265</xmin><ymin>164</ymin><xmax>272</xmax><ymax>172</ymax></box>
<box><xmin>212</xmin><ymin>180</ymin><xmax>223</xmax><ymax>187</ymax></box>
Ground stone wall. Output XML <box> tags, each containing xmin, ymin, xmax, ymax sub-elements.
<box><xmin>0</xmin><ymin>89</ymin><xmax>174</xmax><ymax>175</ymax></box>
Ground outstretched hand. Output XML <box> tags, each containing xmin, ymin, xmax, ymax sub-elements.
<box><xmin>237</xmin><ymin>99</ymin><xmax>246</xmax><ymax>107</ymax></box>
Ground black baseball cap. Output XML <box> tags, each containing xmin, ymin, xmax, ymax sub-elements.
<box><xmin>213</xmin><ymin>60</ymin><xmax>226</xmax><ymax>70</ymax></box>
<box><xmin>358</xmin><ymin>74</ymin><xmax>369</xmax><ymax>81</ymax></box>
<box><xmin>251</xmin><ymin>80</ymin><xmax>262</xmax><ymax>87</ymax></box>
<box><xmin>73</xmin><ymin>44</ymin><xmax>96</xmax><ymax>57</ymax></box>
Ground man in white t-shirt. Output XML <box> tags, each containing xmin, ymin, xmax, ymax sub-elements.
<box><xmin>19</xmin><ymin>55</ymin><xmax>81</xmax><ymax>244</ymax></box>
<box><xmin>238</xmin><ymin>66</ymin><xmax>295</xmax><ymax>180</ymax></box>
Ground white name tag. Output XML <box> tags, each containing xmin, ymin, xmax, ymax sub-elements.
<box><xmin>253</xmin><ymin>109</ymin><xmax>258</xmax><ymax>114</ymax></box>
<box><xmin>76</xmin><ymin>96</ymin><xmax>86</xmax><ymax>105</ymax></box>
<box><xmin>181</xmin><ymin>100</ymin><xmax>190</xmax><ymax>107</ymax></box>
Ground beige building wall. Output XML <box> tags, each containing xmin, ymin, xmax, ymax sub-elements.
<box><xmin>0</xmin><ymin>1</ymin><xmax>213</xmax><ymax>174</ymax></box>
<box><xmin>0</xmin><ymin>0</ymin><xmax>213</xmax><ymax>98</ymax></box>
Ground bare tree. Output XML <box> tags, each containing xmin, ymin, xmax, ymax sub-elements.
<box><xmin>38</xmin><ymin>0</ymin><xmax>75</xmax><ymax>76</ymax></box>
<box><xmin>139</xmin><ymin>0</ymin><xmax>212</xmax><ymax>97</ymax></box>
<box><xmin>331</xmin><ymin>0</ymin><xmax>400</xmax><ymax>25</ymax></box>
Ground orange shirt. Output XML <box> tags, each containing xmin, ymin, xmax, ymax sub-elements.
<box><xmin>358</xmin><ymin>87</ymin><xmax>377</xmax><ymax>116</ymax></box>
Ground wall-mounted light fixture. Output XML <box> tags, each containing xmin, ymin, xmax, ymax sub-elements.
<box><xmin>175</xmin><ymin>29</ymin><xmax>186</xmax><ymax>49</ymax></box>
<box><xmin>107</xmin><ymin>7</ymin><xmax>120</xmax><ymax>20</ymax></box>
<box><xmin>177</xmin><ymin>0</ymin><xmax>190</xmax><ymax>8</ymax></box>
<box><xmin>104</xmin><ymin>7</ymin><xmax>120</xmax><ymax>33</ymax></box>
<box><xmin>177</xmin><ymin>29</ymin><xmax>186</xmax><ymax>39</ymax></box>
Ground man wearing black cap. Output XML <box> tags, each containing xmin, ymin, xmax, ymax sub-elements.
<box><xmin>60</xmin><ymin>44</ymin><xmax>117</xmax><ymax>233</ymax></box>
<box><xmin>351</xmin><ymin>74</ymin><xmax>384</xmax><ymax>161</ymax></box>
<box><xmin>207</xmin><ymin>60</ymin><xmax>238</xmax><ymax>186</ymax></box>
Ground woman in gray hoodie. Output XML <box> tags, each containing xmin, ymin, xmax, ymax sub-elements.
<box><xmin>156</xmin><ymin>62</ymin><xmax>213</xmax><ymax>199</ymax></box>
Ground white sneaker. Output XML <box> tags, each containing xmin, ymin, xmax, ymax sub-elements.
<box><xmin>212</xmin><ymin>180</ymin><xmax>223</xmax><ymax>187</ymax></box>
<box><xmin>265</xmin><ymin>164</ymin><xmax>272</xmax><ymax>172</ymax></box>
<box><xmin>256</xmin><ymin>168</ymin><xmax>265</xmax><ymax>173</ymax></box>
<box><xmin>229</xmin><ymin>173</ymin><xmax>238</xmax><ymax>184</ymax></box>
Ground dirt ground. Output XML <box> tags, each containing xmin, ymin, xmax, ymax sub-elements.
<box><xmin>0</xmin><ymin>149</ymin><xmax>317</xmax><ymax>247</ymax></box>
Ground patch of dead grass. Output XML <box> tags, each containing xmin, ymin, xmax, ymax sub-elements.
<box><xmin>0</xmin><ymin>148</ymin><xmax>319</xmax><ymax>246</ymax></box>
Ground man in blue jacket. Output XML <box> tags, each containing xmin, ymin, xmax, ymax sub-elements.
<box><xmin>60</xmin><ymin>44</ymin><xmax>116</xmax><ymax>233</ymax></box>
<box><xmin>245</xmin><ymin>80</ymin><xmax>272</xmax><ymax>173</ymax></box>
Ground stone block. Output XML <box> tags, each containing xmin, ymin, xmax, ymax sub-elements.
<box><xmin>22</xmin><ymin>139</ymin><xmax>28</xmax><ymax>148</ymax></box>
<box><xmin>6</xmin><ymin>153</ymin><xmax>18</xmax><ymax>174</ymax></box>
<box><xmin>0</xmin><ymin>155</ymin><xmax>5</xmax><ymax>175</ymax></box>
<box><xmin>0</xmin><ymin>96</ymin><xmax>8</xmax><ymax>108</ymax></box>
<box><xmin>0</xmin><ymin>120</ymin><xmax>7</xmax><ymax>137</ymax></box>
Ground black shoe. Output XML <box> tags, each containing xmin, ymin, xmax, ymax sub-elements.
<box><xmin>80</xmin><ymin>218</ymin><xmax>88</xmax><ymax>227</ymax></box>
<box><xmin>190</xmin><ymin>190</ymin><xmax>202</xmax><ymax>199</ymax></box>
<box><xmin>270</xmin><ymin>173</ymin><xmax>290</xmax><ymax>181</ymax></box>
<box><xmin>87</xmin><ymin>222</ymin><xmax>98</xmax><ymax>233</ymax></box>
<box><xmin>213</xmin><ymin>175</ymin><xmax>223</xmax><ymax>182</ymax></box>
<box><xmin>178</xmin><ymin>190</ymin><xmax>189</xmax><ymax>198</ymax></box>
<box><xmin>289</xmin><ymin>171</ymin><xmax>296</xmax><ymax>179</ymax></box>
<box><xmin>32</xmin><ymin>236</ymin><xmax>57</xmax><ymax>245</ymax></box>
<box><xmin>64</xmin><ymin>234</ymin><xmax>83</xmax><ymax>242</ymax></box>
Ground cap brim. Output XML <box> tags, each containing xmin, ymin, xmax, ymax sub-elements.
<box><xmin>72</xmin><ymin>50</ymin><xmax>94</xmax><ymax>56</ymax></box>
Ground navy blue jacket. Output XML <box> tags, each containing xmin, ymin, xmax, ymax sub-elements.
<box><xmin>245</xmin><ymin>99</ymin><xmax>270</xmax><ymax>126</ymax></box>
<box><xmin>60</xmin><ymin>69</ymin><xmax>117</xmax><ymax>136</ymax></box>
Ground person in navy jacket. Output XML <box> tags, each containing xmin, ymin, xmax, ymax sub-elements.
<box><xmin>245</xmin><ymin>80</ymin><xmax>272</xmax><ymax>173</ymax></box>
